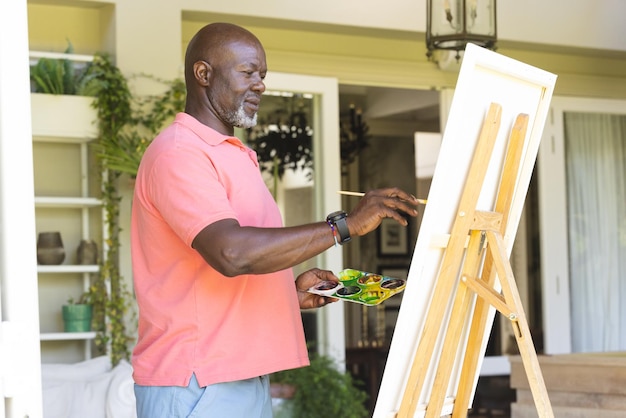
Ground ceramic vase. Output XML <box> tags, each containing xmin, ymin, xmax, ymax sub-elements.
<box><xmin>36</xmin><ymin>231</ymin><xmax>65</xmax><ymax>265</ymax></box>
<box><xmin>77</xmin><ymin>239</ymin><xmax>98</xmax><ymax>265</ymax></box>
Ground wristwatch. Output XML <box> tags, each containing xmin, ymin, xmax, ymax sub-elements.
<box><xmin>326</xmin><ymin>211</ymin><xmax>351</xmax><ymax>244</ymax></box>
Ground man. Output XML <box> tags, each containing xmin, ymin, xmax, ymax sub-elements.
<box><xmin>130</xmin><ymin>22</ymin><xmax>419</xmax><ymax>417</ymax></box>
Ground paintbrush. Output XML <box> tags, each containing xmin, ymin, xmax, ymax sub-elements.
<box><xmin>337</xmin><ymin>190</ymin><xmax>427</xmax><ymax>205</ymax></box>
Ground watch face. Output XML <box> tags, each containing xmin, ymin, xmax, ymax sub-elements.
<box><xmin>327</xmin><ymin>211</ymin><xmax>347</xmax><ymax>221</ymax></box>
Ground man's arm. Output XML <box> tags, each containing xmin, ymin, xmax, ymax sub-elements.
<box><xmin>192</xmin><ymin>187</ymin><xmax>419</xmax><ymax>277</ymax></box>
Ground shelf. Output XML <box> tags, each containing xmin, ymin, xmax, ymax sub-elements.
<box><xmin>29</xmin><ymin>50</ymin><xmax>94</xmax><ymax>63</ymax></box>
<box><xmin>37</xmin><ymin>265</ymin><xmax>99</xmax><ymax>274</ymax></box>
<box><xmin>31</xmin><ymin>66</ymin><xmax>105</xmax><ymax>363</ymax></box>
<box><xmin>32</xmin><ymin>135</ymin><xmax>96</xmax><ymax>144</ymax></box>
<box><xmin>35</xmin><ymin>196</ymin><xmax>102</xmax><ymax>208</ymax></box>
<box><xmin>40</xmin><ymin>332</ymin><xmax>97</xmax><ymax>341</ymax></box>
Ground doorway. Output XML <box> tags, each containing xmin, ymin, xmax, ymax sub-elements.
<box><xmin>538</xmin><ymin>96</ymin><xmax>626</xmax><ymax>355</ymax></box>
<box><xmin>243</xmin><ymin>72</ymin><xmax>347</xmax><ymax>361</ymax></box>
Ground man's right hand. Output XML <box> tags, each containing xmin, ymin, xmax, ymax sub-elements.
<box><xmin>346</xmin><ymin>187</ymin><xmax>420</xmax><ymax>237</ymax></box>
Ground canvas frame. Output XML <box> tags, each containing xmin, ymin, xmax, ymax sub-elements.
<box><xmin>373</xmin><ymin>44</ymin><xmax>557</xmax><ymax>418</ymax></box>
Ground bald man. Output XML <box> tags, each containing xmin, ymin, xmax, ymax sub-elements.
<box><xmin>130</xmin><ymin>22</ymin><xmax>419</xmax><ymax>417</ymax></box>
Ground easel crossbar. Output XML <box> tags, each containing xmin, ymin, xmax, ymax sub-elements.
<box><xmin>460</xmin><ymin>275</ymin><xmax>511</xmax><ymax>318</ymax></box>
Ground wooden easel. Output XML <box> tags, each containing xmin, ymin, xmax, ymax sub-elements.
<box><xmin>396</xmin><ymin>103</ymin><xmax>554</xmax><ymax>418</ymax></box>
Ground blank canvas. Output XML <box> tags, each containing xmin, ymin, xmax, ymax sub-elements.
<box><xmin>374</xmin><ymin>44</ymin><xmax>557</xmax><ymax>418</ymax></box>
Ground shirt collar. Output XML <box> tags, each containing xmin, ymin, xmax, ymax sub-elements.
<box><xmin>174</xmin><ymin>112</ymin><xmax>259</xmax><ymax>166</ymax></box>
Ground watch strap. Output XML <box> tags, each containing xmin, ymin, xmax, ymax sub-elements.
<box><xmin>334</xmin><ymin>216</ymin><xmax>351</xmax><ymax>244</ymax></box>
<box><xmin>326</xmin><ymin>211</ymin><xmax>351</xmax><ymax>244</ymax></box>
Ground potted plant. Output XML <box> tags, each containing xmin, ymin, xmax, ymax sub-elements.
<box><xmin>30</xmin><ymin>41</ymin><xmax>100</xmax><ymax>96</ymax></box>
<box><xmin>31</xmin><ymin>45</ymin><xmax>137</xmax><ymax>366</ymax></box>
<box><xmin>30</xmin><ymin>41</ymin><xmax>99</xmax><ymax>140</ymax></box>
<box><xmin>270</xmin><ymin>353</ymin><xmax>369</xmax><ymax>418</ymax></box>
<box><xmin>62</xmin><ymin>294</ymin><xmax>93</xmax><ymax>333</ymax></box>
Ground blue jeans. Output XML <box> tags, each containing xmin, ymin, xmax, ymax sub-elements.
<box><xmin>134</xmin><ymin>374</ymin><xmax>273</xmax><ymax>418</ymax></box>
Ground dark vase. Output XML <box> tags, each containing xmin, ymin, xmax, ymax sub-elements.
<box><xmin>77</xmin><ymin>239</ymin><xmax>98</xmax><ymax>265</ymax></box>
<box><xmin>36</xmin><ymin>231</ymin><xmax>65</xmax><ymax>265</ymax></box>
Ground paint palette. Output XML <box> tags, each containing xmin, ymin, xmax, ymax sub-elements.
<box><xmin>307</xmin><ymin>268</ymin><xmax>407</xmax><ymax>306</ymax></box>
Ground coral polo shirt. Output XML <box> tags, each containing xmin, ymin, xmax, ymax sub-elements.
<box><xmin>130</xmin><ymin>113</ymin><xmax>309</xmax><ymax>387</ymax></box>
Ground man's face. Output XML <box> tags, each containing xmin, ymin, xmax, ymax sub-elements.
<box><xmin>208</xmin><ymin>40</ymin><xmax>267</xmax><ymax>129</ymax></box>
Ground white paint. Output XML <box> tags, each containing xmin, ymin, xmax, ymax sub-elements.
<box><xmin>0</xmin><ymin>0</ymin><xmax>43</xmax><ymax>416</ymax></box>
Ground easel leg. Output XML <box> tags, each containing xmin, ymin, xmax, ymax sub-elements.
<box><xmin>487</xmin><ymin>231</ymin><xmax>554</xmax><ymax>418</ymax></box>
<box><xmin>454</xmin><ymin>232</ymin><xmax>554</xmax><ymax>418</ymax></box>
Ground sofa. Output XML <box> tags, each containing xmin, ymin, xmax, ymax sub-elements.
<box><xmin>41</xmin><ymin>356</ymin><xmax>136</xmax><ymax>418</ymax></box>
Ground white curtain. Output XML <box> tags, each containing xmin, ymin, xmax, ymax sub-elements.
<box><xmin>564</xmin><ymin>112</ymin><xmax>626</xmax><ymax>352</ymax></box>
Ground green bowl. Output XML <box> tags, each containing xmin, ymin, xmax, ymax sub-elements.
<box><xmin>338</xmin><ymin>269</ymin><xmax>363</xmax><ymax>285</ymax></box>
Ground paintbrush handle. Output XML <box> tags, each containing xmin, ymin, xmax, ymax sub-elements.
<box><xmin>337</xmin><ymin>190</ymin><xmax>427</xmax><ymax>204</ymax></box>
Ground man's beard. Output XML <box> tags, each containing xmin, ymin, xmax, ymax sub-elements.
<box><xmin>225</xmin><ymin>102</ymin><xmax>257</xmax><ymax>129</ymax></box>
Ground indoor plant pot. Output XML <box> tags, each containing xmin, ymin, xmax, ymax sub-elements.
<box><xmin>30</xmin><ymin>93</ymin><xmax>97</xmax><ymax>139</ymax></box>
<box><xmin>62</xmin><ymin>303</ymin><xmax>93</xmax><ymax>332</ymax></box>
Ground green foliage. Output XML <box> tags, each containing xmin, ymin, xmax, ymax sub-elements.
<box><xmin>271</xmin><ymin>354</ymin><xmax>369</xmax><ymax>418</ymax></box>
<box><xmin>94</xmin><ymin>130</ymin><xmax>147</xmax><ymax>176</ymax></box>
<box><xmin>87</xmin><ymin>52</ymin><xmax>135</xmax><ymax>366</ymax></box>
<box><xmin>89</xmin><ymin>53</ymin><xmax>133</xmax><ymax>139</ymax></box>
<box><xmin>95</xmin><ymin>75</ymin><xmax>185</xmax><ymax>176</ymax></box>
<box><xmin>133</xmin><ymin>75</ymin><xmax>186</xmax><ymax>134</ymax></box>
<box><xmin>246</xmin><ymin>96</ymin><xmax>313</xmax><ymax>180</ymax></box>
<box><xmin>30</xmin><ymin>41</ymin><xmax>100</xmax><ymax>96</ymax></box>
<box><xmin>66</xmin><ymin>293</ymin><xmax>92</xmax><ymax>305</ymax></box>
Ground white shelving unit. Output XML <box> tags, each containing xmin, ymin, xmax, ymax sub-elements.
<box><xmin>30</xmin><ymin>52</ymin><xmax>106</xmax><ymax>361</ymax></box>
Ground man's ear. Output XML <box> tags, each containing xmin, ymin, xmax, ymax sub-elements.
<box><xmin>193</xmin><ymin>60</ymin><xmax>211</xmax><ymax>86</ymax></box>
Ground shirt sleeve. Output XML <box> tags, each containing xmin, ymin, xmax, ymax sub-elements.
<box><xmin>146</xmin><ymin>145</ymin><xmax>238</xmax><ymax>247</ymax></box>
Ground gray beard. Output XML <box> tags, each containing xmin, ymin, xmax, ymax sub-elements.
<box><xmin>226</xmin><ymin>103</ymin><xmax>257</xmax><ymax>129</ymax></box>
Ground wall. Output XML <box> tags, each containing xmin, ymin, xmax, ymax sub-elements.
<box><xmin>27</xmin><ymin>1</ymin><xmax>626</xmax><ymax>98</ymax></box>
<box><xmin>25</xmin><ymin>0</ymin><xmax>626</xmax><ymax>363</ymax></box>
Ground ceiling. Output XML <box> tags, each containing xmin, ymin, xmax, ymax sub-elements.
<box><xmin>339</xmin><ymin>85</ymin><xmax>441</xmax><ymax>138</ymax></box>
<box><xmin>258</xmin><ymin>83</ymin><xmax>442</xmax><ymax>139</ymax></box>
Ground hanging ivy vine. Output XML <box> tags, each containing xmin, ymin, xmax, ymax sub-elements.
<box><xmin>86</xmin><ymin>53</ymin><xmax>135</xmax><ymax>365</ymax></box>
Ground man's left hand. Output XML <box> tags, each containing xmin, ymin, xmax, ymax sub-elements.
<box><xmin>295</xmin><ymin>268</ymin><xmax>339</xmax><ymax>309</ymax></box>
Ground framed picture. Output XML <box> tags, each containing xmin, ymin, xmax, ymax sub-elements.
<box><xmin>378</xmin><ymin>218</ymin><xmax>409</xmax><ymax>256</ymax></box>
